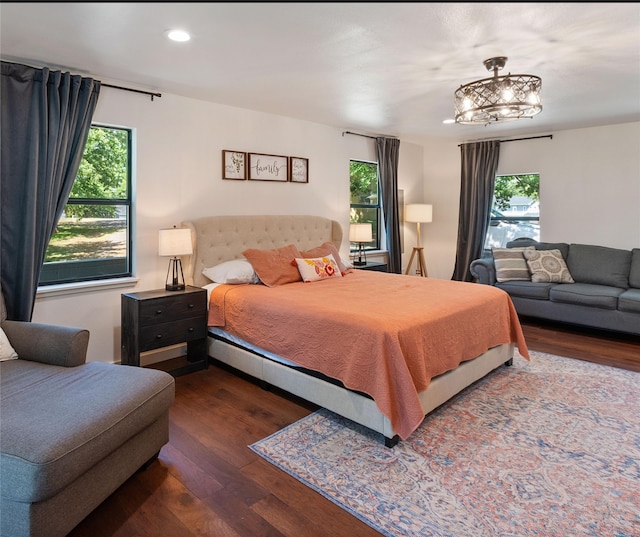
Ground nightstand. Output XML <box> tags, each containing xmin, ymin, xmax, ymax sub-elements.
<box><xmin>121</xmin><ymin>286</ymin><xmax>208</xmax><ymax>377</ymax></box>
<box><xmin>355</xmin><ymin>261</ymin><xmax>388</xmax><ymax>272</ymax></box>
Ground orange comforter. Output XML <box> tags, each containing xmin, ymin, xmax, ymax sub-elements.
<box><xmin>208</xmin><ymin>270</ymin><xmax>529</xmax><ymax>439</ymax></box>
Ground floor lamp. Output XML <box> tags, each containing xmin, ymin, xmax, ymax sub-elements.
<box><xmin>404</xmin><ymin>204</ymin><xmax>432</xmax><ymax>277</ymax></box>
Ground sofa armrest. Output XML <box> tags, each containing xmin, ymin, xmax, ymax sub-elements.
<box><xmin>1</xmin><ymin>321</ymin><xmax>89</xmax><ymax>367</ymax></box>
<box><xmin>470</xmin><ymin>258</ymin><xmax>497</xmax><ymax>285</ymax></box>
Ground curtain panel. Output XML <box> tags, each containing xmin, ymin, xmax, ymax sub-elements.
<box><xmin>376</xmin><ymin>137</ymin><xmax>402</xmax><ymax>274</ymax></box>
<box><xmin>0</xmin><ymin>61</ymin><xmax>101</xmax><ymax>320</ymax></box>
<box><xmin>451</xmin><ymin>140</ymin><xmax>500</xmax><ymax>282</ymax></box>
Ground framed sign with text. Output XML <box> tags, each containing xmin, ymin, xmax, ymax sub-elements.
<box><xmin>289</xmin><ymin>157</ymin><xmax>309</xmax><ymax>183</ymax></box>
<box><xmin>248</xmin><ymin>153</ymin><xmax>289</xmax><ymax>181</ymax></box>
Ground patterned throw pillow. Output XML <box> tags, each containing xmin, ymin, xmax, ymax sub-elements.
<box><xmin>523</xmin><ymin>248</ymin><xmax>575</xmax><ymax>283</ymax></box>
<box><xmin>492</xmin><ymin>247</ymin><xmax>535</xmax><ymax>282</ymax></box>
<box><xmin>294</xmin><ymin>254</ymin><xmax>343</xmax><ymax>282</ymax></box>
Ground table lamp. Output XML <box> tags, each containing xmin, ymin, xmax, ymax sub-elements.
<box><xmin>349</xmin><ymin>223</ymin><xmax>373</xmax><ymax>266</ymax></box>
<box><xmin>158</xmin><ymin>226</ymin><xmax>193</xmax><ymax>290</ymax></box>
<box><xmin>404</xmin><ymin>204</ymin><xmax>432</xmax><ymax>277</ymax></box>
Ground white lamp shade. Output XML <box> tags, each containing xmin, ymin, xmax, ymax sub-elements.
<box><xmin>349</xmin><ymin>223</ymin><xmax>373</xmax><ymax>242</ymax></box>
<box><xmin>158</xmin><ymin>227</ymin><xmax>193</xmax><ymax>257</ymax></box>
<box><xmin>405</xmin><ymin>204</ymin><xmax>433</xmax><ymax>223</ymax></box>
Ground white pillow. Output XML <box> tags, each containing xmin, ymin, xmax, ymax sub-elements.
<box><xmin>0</xmin><ymin>327</ymin><xmax>18</xmax><ymax>361</ymax></box>
<box><xmin>202</xmin><ymin>259</ymin><xmax>259</xmax><ymax>284</ymax></box>
<box><xmin>294</xmin><ymin>254</ymin><xmax>343</xmax><ymax>282</ymax></box>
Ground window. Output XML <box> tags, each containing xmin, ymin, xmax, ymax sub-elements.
<box><xmin>484</xmin><ymin>173</ymin><xmax>540</xmax><ymax>253</ymax></box>
<box><xmin>349</xmin><ymin>160</ymin><xmax>381</xmax><ymax>251</ymax></box>
<box><xmin>39</xmin><ymin>125</ymin><xmax>132</xmax><ymax>285</ymax></box>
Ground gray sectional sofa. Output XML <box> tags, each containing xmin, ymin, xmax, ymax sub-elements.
<box><xmin>0</xmin><ymin>287</ymin><xmax>175</xmax><ymax>537</ymax></box>
<box><xmin>470</xmin><ymin>239</ymin><xmax>640</xmax><ymax>336</ymax></box>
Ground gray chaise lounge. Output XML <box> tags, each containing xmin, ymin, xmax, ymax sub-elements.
<box><xmin>0</xmin><ymin>287</ymin><xmax>175</xmax><ymax>537</ymax></box>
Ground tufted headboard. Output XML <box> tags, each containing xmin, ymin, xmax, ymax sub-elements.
<box><xmin>181</xmin><ymin>215</ymin><xmax>343</xmax><ymax>287</ymax></box>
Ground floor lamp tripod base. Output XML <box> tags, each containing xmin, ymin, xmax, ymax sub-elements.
<box><xmin>405</xmin><ymin>246</ymin><xmax>428</xmax><ymax>277</ymax></box>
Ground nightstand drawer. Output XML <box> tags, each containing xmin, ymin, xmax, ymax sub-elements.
<box><xmin>138</xmin><ymin>294</ymin><xmax>206</xmax><ymax>326</ymax></box>
<box><xmin>139</xmin><ymin>317</ymin><xmax>208</xmax><ymax>352</ymax></box>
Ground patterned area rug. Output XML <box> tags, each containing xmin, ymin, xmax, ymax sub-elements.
<box><xmin>250</xmin><ymin>351</ymin><xmax>639</xmax><ymax>537</ymax></box>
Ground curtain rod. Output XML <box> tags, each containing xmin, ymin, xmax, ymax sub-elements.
<box><xmin>458</xmin><ymin>134</ymin><xmax>552</xmax><ymax>147</ymax></box>
<box><xmin>102</xmin><ymin>83</ymin><xmax>161</xmax><ymax>101</ymax></box>
<box><xmin>342</xmin><ymin>130</ymin><xmax>398</xmax><ymax>140</ymax></box>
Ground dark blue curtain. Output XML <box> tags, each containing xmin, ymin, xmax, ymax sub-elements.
<box><xmin>376</xmin><ymin>137</ymin><xmax>402</xmax><ymax>274</ymax></box>
<box><xmin>451</xmin><ymin>140</ymin><xmax>500</xmax><ymax>281</ymax></box>
<box><xmin>1</xmin><ymin>61</ymin><xmax>101</xmax><ymax>320</ymax></box>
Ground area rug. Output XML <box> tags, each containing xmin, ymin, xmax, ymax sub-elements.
<box><xmin>250</xmin><ymin>351</ymin><xmax>639</xmax><ymax>536</ymax></box>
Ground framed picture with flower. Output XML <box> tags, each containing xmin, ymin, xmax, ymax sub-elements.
<box><xmin>222</xmin><ymin>150</ymin><xmax>247</xmax><ymax>180</ymax></box>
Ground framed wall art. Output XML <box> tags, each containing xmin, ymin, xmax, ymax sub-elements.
<box><xmin>222</xmin><ymin>150</ymin><xmax>247</xmax><ymax>180</ymax></box>
<box><xmin>289</xmin><ymin>157</ymin><xmax>309</xmax><ymax>183</ymax></box>
<box><xmin>248</xmin><ymin>153</ymin><xmax>288</xmax><ymax>181</ymax></box>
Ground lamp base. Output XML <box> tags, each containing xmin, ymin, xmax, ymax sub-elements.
<box><xmin>352</xmin><ymin>261</ymin><xmax>367</xmax><ymax>267</ymax></box>
<box><xmin>165</xmin><ymin>283</ymin><xmax>185</xmax><ymax>291</ymax></box>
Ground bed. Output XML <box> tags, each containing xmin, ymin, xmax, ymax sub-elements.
<box><xmin>182</xmin><ymin>214</ymin><xmax>529</xmax><ymax>447</ymax></box>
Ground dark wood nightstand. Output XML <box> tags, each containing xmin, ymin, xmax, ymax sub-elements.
<box><xmin>121</xmin><ymin>286</ymin><xmax>208</xmax><ymax>377</ymax></box>
<box><xmin>355</xmin><ymin>261</ymin><xmax>388</xmax><ymax>272</ymax></box>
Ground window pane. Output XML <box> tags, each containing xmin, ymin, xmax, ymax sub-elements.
<box><xmin>40</xmin><ymin>206</ymin><xmax>130</xmax><ymax>284</ymax></box>
<box><xmin>70</xmin><ymin>126</ymin><xmax>129</xmax><ymax>200</ymax></box>
<box><xmin>484</xmin><ymin>174</ymin><xmax>540</xmax><ymax>252</ymax></box>
<box><xmin>350</xmin><ymin>161</ymin><xmax>379</xmax><ymax>205</ymax></box>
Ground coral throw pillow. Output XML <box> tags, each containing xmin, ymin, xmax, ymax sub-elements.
<box><xmin>242</xmin><ymin>244</ymin><xmax>302</xmax><ymax>287</ymax></box>
<box><xmin>295</xmin><ymin>254</ymin><xmax>343</xmax><ymax>282</ymax></box>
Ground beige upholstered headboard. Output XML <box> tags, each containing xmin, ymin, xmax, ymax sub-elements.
<box><xmin>181</xmin><ymin>215</ymin><xmax>343</xmax><ymax>287</ymax></box>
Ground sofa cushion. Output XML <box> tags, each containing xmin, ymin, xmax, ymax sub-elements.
<box><xmin>566</xmin><ymin>244</ymin><xmax>631</xmax><ymax>289</ymax></box>
<box><xmin>549</xmin><ymin>283</ymin><xmax>623</xmax><ymax>310</ymax></box>
<box><xmin>629</xmin><ymin>248</ymin><xmax>640</xmax><ymax>289</ymax></box>
<box><xmin>618</xmin><ymin>288</ymin><xmax>640</xmax><ymax>314</ymax></box>
<box><xmin>0</xmin><ymin>360</ymin><xmax>175</xmax><ymax>503</ymax></box>
<box><xmin>497</xmin><ymin>281</ymin><xmax>556</xmax><ymax>300</ymax></box>
<box><xmin>506</xmin><ymin>239</ymin><xmax>570</xmax><ymax>261</ymax></box>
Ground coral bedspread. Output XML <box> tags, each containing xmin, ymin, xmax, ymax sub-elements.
<box><xmin>208</xmin><ymin>270</ymin><xmax>529</xmax><ymax>439</ymax></box>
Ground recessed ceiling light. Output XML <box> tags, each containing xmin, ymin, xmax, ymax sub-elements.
<box><xmin>442</xmin><ymin>119</ymin><xmax>455</xmax><ymax>124</ymax></box>
<box><xmin>167</xmin><ymin>29</ymin><xmax>191</xmax><ymax>42</ymax></box>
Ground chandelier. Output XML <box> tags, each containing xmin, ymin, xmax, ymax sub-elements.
<box><xmin>454</xmin><ymin>57</ymin><xmax>542</xmax><ymax>125</ymax></box>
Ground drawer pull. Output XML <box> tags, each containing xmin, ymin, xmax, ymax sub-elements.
<box><xmin>156</xmin><ymin>309</ymin><xmax>163</xmax><ymax>315</ymax></box>
<box><xmin>188</xmin><ymin>327</ymin><xmax>194</xmax><ymax>332</ymax></box>
<box><xmin>188</xmin><ymin>303</ymin><xmax>194</xmax><ymax>309</ymax></box>
<box><xmin>156</xmin><ymin>334</ymin><xmax>163</xmax><ymax>339</ymax></box>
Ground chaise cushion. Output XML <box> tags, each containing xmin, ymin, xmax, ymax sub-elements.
<box><xmin>0</xmin><ymin>361</ymin><xmax>174</xmax><ymax>503</ymax></box>
<box><xmin>549</xmin><ymin>283</ymin><xmax>623</xmax><ymax>309</ymax></box>
<box><xmin>566</xmin><ymin>244</ymin><xmax>631</xmax><ymax>289</ymax></box>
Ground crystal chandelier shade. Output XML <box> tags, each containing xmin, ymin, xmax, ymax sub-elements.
<box><xmin>454</xmin><ymin>57</ymin><xmax>542</xmax><ymax>125</ymax></box>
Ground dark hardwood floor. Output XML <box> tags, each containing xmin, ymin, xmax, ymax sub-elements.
<box><xmin>69</xmin><ymin>320</ymin><xmax>639</xmax><ymax>537</ymax></box>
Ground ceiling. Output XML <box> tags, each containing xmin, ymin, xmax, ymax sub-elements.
<box><xmin>2</xmin><ymin>2</ymin><xmax>639</xmax><ymax>143</ymax></box>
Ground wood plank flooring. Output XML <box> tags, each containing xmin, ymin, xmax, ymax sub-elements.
<box><xmin>69</xmin><ymin>320</ymin><xmax>639</xmax><ymax>537</ymax></box>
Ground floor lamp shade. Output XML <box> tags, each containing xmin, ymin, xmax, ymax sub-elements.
<box><xmin>349</xmin><ymin>223</ymin><xmax>373</xmax><ymax>267</ymax></box>
<box><xmin>405</xmin><ymin>204</ymin><xmax>433</xmax><ymax>224</ymax></box>
<box><xmin>404</xmin><ymin>204</ymin><xmax>432</xmax><ymax>277</ymax></box>
<box><xmin>159</xmin><ymin>227</ymin><xmax>193</xmax><ymax>291</ymax></box>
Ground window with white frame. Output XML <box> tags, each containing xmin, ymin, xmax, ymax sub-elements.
<box><xmin>349</xmin><ymin>160</ymin><xmax>381</xmax><ymax>251</ymax></box>
<box><xmin>39</xmin><ymin>125</ymin><xmax>132</xmax><ymax>285</ymax></box>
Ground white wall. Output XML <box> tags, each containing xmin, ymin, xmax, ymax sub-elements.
<box><xmin>32</xmin><ymin>88</ymin><xmax>425</xmax><ymax>363</ymax></box>
<box><xmin>422</xmin><ymin>122</ymin><xmax>640</xmax><ymax>279</ymax></box>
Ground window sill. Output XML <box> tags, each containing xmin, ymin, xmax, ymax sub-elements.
<box><xmin>36</xmin><ymin>277</ymin><xmax>139</xmax><ymax>299</ymax></box>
